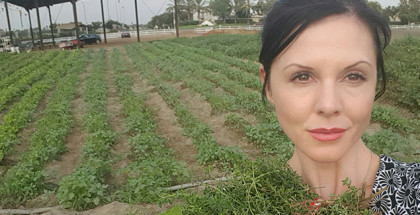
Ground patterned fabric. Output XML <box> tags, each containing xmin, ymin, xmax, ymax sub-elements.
<box><xmin>371</xmin><ymin>154</ymin><xmax>420</xmax><ymax>214</ymax></box>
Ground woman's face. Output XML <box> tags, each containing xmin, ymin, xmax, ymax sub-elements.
<box><xmin>265</xmin><ymin>14</ymin><xmax>377</xmax><ymax>162</ymax></box>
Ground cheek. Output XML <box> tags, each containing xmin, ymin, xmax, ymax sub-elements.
<box><xmin>270</xmin><ymin>88</ymin><xmax>311</xmax><ymax>135</ymax></box>
<box><xmin>346</xmin><ymin>92</ymin><xmax>375</xmax><ymax>131</ymax></box>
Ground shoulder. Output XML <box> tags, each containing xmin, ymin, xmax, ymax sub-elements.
<box><xmin>370</xmin><ymin>154</ymin><xmax>420</xmax><ymax>214</ymax></box>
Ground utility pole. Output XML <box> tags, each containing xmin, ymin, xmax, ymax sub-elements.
<box><xmin>71</xmin><ymin>0</ymin><xmax>80</xmax><ymax>49</ymax></box>
<box><xmin>247</xmin><ymin>0</ymin><xmax>250</xmax><ymax>24</ymax></box>
<box><xmin>4</xmin><ymin>0</ymin><xmax>14</xmax><ymax>46</ymax></box>
<box><xmin>35</xmin><ymin>0</ymin><xmax>43</xmax><ymax>50</ymax></box>
<box><xmin>100</xmin><ymin>0</ymin><xmax>107</xmax><ymax>43</ymax></box>
<box><xmin>174</xmin><ymin>0</ymin><xmax>179</xmax><ymax>38</ymax></box>
<box><xmin>134</xmin><ymin>0</ymin><xmax>140</xmax><ymax>42</ymax></box>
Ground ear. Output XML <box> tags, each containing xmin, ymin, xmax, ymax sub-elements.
<box><xmin>259</xmin><ymin>64</ymin><xmax>265</xmax><ymax>83</ymax></box>
<box><xmin>259</xmin><ymin>65</ymin><xmax>274</xmax><ymax>104</ymax></box>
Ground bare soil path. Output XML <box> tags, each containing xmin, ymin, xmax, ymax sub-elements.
<box><xmin>0</xmin><ymin>89</ymin><xmax>53</xmax><ymax>169</ymax></box>
<box><xmin>120</xmin><ymin>47</ymin><xmax>211</xmax><ymax>181</ymax></box>
<box><xmin>174</xmin><ymin>83</ymin><xmax>261</xmax><ymax>160</ymax></box>
<box><xmin>44</xmin><ymin>66</ymin><xmax>89</xmax><ymax>185</ymax></box>
<box><xmin>103</xmin><ymin>48</ymin><xmax>131</xmax><ymax>188</ymax></box>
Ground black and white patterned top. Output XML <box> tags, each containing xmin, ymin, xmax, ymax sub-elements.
<box><xmin>371</xmin><ymin>154</ymin><xmax>420</xmax><ymax>214</ymax></box>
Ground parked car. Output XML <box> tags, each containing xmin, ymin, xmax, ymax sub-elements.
<box><xmin>121</xmin><ymin>31</ymin><xmax>131</xmax><ymax>38</ymax></box>
<box><xmin>79</xmin><ymin>34</ymin><xmax>101</xmax><ymax>44</ymax></box>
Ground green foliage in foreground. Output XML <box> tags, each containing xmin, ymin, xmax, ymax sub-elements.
<box><xmin>179</xmin><ymin>157</ymin><xmax>375</xmax><ymax>214</ymax></box>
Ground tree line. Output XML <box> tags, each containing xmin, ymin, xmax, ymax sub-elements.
<box><xmin>147</xmin><ymin>0</ymin><xmax>277</xmax><ymax>28</ymax></box>
<box><xmin>148</xmin><ymin>0</ymin><xmax>420</xmax><ymax>29</ymax></box>
<box><xmin>368</xmin><ymin>0</ymin><xmax>420</xmax><ymax>25</ymax></box>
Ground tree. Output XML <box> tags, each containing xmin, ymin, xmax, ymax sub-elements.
<box><xmin>383</xmin><ymin>6</ymin><xmax>399</xmax><ymax>22</ymax></box>
<box><xmin>194</xmin><ymin>0</ymin><xmax>208</xmax><ymax>20</ymax></box>
<box><xmin>252</xmin><ymin>0</ymin><xmax>276</xmax><ymax>16</ymax></box>
<box><xmin>91</xmin><ymin>21</ymin><xmax>102</xmax><ymax>31</ymax></box>
<box><xmin>210</xmin><ymin>0</ymin><xmax>232</xmax><ymax>23</ymax></box>
<box><xmin>179</xmin><ymin>0</ymin><xmax>195</xmax><ymax>21</ymax></box>
<box><xmin>231</xmin><ymin>0</ymin><xmax>247</xmax><ymax>23</ymax></box>
<box><xmin>147</xmin><ymin>12</ymin><xmax>174</xmax><ymax>28</ymax></box>
<box><xmin>105</xmin><ymin>19</ymin><xmax>123</xmax><ymax>29</ymax></box>
<box><xmin>398</xmin><ymin>0</ymin><xmax>420</xmax><ymax>24</ymax></box>
<box><xmin>366</xmin><ymin>1</ymin><xmax>383</xmax><ymax>15</ymax></box>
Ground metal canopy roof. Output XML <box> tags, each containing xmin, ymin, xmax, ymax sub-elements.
<box><xmin>5</xmin><ymin>0</ymin><xmax>76</xmax><ymax>10</ymax></box>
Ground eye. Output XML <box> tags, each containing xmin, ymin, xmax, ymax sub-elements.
<box><xmin>291</xmin><ymin>72</ymin><xmax>312</xmax><ymax>83</ymax></box>
<box><xmin>345</xmin><ymin>72</ymin><xmax>366</xmax><ymax>82</ymax></box>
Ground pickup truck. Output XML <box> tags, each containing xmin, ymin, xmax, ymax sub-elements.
<box><xmin>59</xmin><ymin>39</ymin><xmax>84</xmax><ymax>50</ymax></box>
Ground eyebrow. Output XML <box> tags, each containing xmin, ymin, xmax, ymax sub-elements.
<box><xmin>344</xmin><ymin>61</ymin><xmax>372</xmax><ymax>70</ymax></box>
<box><xmin>283</xmin><ymin>61</ymin><xmax>372</xmax><ymax>71</ymax></box>
<box><xmin>283</xmin><ymin>63</ymin><xmax>313</xmax><ymax>71</ymax></box>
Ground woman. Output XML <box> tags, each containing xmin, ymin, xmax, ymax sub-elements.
<box><xmin>259</xmin><ymin>0</ymin><xmax>419</xmax><ymax>213</ymax></box>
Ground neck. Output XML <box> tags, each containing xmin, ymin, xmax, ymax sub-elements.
<box><xmin>288</xmin><ymin>141</ymin><xmax>379</xmax><ymax>200</ymax></box>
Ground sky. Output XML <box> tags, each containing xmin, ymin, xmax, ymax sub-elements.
<box><xmin>0</xmin><ymin>0</ymin><xmax>400</xmax><ymax>31</ymax></box>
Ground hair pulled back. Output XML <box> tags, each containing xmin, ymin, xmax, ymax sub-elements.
<box><xmin>259</xmin><ymin>0</ymin><xmax>391</xmax><ymax>102</ymax></box>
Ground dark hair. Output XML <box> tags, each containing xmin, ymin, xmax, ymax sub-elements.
<box><xmin>259</xmin><ymin>0</ymin><xmax>391</xmax><ymax>102</ymax></box>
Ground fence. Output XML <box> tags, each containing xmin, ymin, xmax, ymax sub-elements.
<box><xmin>31</xmin><ymin>29</ymin><xmax>177</xmax><ymax>44</ymax></box>
<box><xmin>390</xmin><ymin>25</ymin><xmax>420</xmax><ymax>30</ymax></box>
<box><xmin>194</xmin><ymin>25</ymin><xmax>263</xmax><ymax>34</ymax></box>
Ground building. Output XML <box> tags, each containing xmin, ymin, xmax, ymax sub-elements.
<box><xmin>56</xmin><ymin>22</ymin><xmax>88</xmax><ymax>35</ymax></box>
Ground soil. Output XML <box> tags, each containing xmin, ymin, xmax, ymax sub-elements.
<box><xmin>44</xmin><ymin>67</ymin><xmax>89</xmax><ymax>185</ymax></box>
<box><xmin>119</xmin><ymin>48</ymin><xmax>212</xmax><ymax>182</ymax></box>
<box><xmin>103</xmin><ymin>49</ymin><xmax>131</xmax><ymax>188</ymax></box>
<box><xmin>1</xmin><ymin>89</ymin><xmax>53</xmax><ymax>169</ymax></box>
<box><xmin>174</xmin><ymin>83</ymin><xmax>261</xmax><ymax>160</ymax></box>
<box><xmin>391</xmin><ymin>29</ymin><xmax>420</xmax><ymax>40</ymax></box>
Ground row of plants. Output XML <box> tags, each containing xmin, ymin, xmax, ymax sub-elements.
<box><xmin>56</xmin><ymin>49</ymin><xmax>114</xmax><ymax>210</ymax></box>
<box><xmin>0</xmin><ymin>52</ymin><xmax>42</xmax><ymax>81</ymax></box>
<box><xmin>125</xmin><ymin>44</ymin><xmax>247</xmax><ymax>169</ymax></box>
<box><xmin>144</xmin><ymin>42</ymin><xmax>271</xmax><ymax>121</ymax></box>
<box><xmin>143</xmin><ymin>42</ymin><xmax>294</xmax><ymax>158</ymax></box>
<box><xmin>371</xmin><ymin>104</ymin><xmax>420</xmax><ymax>137</ymax></box>
<box><xmin>109</xmin><ymin>48</ymin><xmax>190</xmax><ymax>203</ymax></box>
<box><xmin>0</xmin><ymin>51</ymin><xmax>68</xmax><ymax>112</ymax></box>
<box><xmin>173</xmin><ymin>34</ymin><xmax>261</xmax><ymax>61</ymax></box>
<box><xmin>166</xmin><ymin>40</ymin><xmax>259</xmax><ymax>76</ymax></box>
<box><xmin>383</xmin><ymin>36</ymin><xmax>420</xmax><ymax>114</ymax></box>
<box><xmin>136</xmin><ymin>42</ymin><xmax>291</xmax><ymax>160</ymax></box>
<box><xmin>0</xmin><ymin>50</ymin><xmax>89</xmax><ymax>206</ymax></box>
<box><xmin>0</xmin><ymin>51</ymin><xmax>57</xmax><ymax>91</ymax></box>
<box><xmin>0</xmin><ymin>51</ymin><xmax>80</xmax><ymax>162</ymax></box>
<box><xmin>158</xmin><ymin>41</ymin><xmax>261</xmax><ymax>91</ymax></box>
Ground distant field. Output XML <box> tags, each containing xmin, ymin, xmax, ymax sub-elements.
<box><xmin>0</xmin><ymin>34</ymin><xmax>418</xmax><ymax>214</ymax></box>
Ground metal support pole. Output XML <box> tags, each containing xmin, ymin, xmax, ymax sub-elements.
<box><xmin>134</xmin><ymin>0</ymin><xmax>140</xmax><ymax>42</ymax></box>
<box><xmin>71</xmin><ymin>0</ymin><xmax>80</xmax><ymax>49</ymax></box>
<box><xmin>174</xmin><ymin>0</ymin><xmax>179</xmax><ymax>38</ymax></box>
<box><xmin>4</xmin><ymin>0</ymin><xmax>14</xmax><ymax>46</ymax></box>
<box><xmin>100</xmin><ymin>0</ymin><xmax>107</xmax><ymax>43</ymax></box>
<box><xmin>47</xmin><ymin>6</ymin><xmax>55</xmax><ymax>46</ymax></box>
<box><xmin>35</xmin><ymin>0</ymin><xmax>44</xmax><ymax>50</ymax></box>
<box><xmin>27</xmin><ymin>9</ymin><xmax>35</xmax><ymax>47</ymax></box>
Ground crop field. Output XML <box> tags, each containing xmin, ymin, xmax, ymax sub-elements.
<box><xmin>0</xmin><ymin>34</ymin><xmax>419</xmax><ymax>214</ymax></box>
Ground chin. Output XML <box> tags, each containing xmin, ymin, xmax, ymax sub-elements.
<box><xmin>301</xmin><ymin>144</ymin><xmax>349</xmax><ymax>163</ymax></box>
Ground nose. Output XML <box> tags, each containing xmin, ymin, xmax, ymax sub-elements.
<box><xmin>314</xmin><ymin>82</ymin><xmax>342</xmax><ymax>117</ymax></box>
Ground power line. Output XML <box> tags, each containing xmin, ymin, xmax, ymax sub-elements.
<box><xmin>54</xmin><ymin>4</ymin><xmax>64</xmax><ymax>23</ymax></box>
<box><xmin>156</xmin><ymin>0</ymin><xmax>169</xmax><ymax>15</ymax></box>
<box><xmin>140</xmin><ymin>0</ymin><xmax>156</xmax><ymax>16</ymax></box>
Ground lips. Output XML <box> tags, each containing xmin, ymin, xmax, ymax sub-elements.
<box><xmin>308</xmin><ymin>128</ymin><xmax>346</xmax><ymax>141</ymax></box>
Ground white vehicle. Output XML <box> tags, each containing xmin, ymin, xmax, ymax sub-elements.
<box><xmin>0</xmin><ymin>37</ymin><xmax>20</xmax><ymax>53</ymax></box>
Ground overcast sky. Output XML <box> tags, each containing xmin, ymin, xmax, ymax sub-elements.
<box><xmin>0</xmin><ymin>0</ymin><xmax>400</xmax><ymax>31</ymax></box>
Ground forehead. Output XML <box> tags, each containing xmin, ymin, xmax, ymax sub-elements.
<box><xmin>275</xmin><ymin>14</ymin><xmax>376</xmax><ymax>65</ymax></box>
